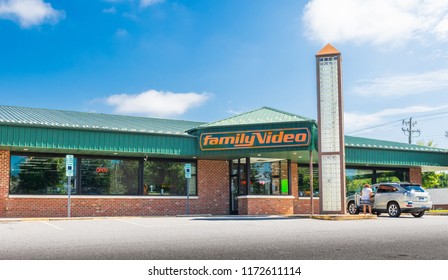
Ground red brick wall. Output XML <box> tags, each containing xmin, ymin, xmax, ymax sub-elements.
<box><xmin>238</xmin><ymin>196</ymin><xmax>294</xmax><ymax>215</ymax></box>
<box><xmin>196</xmin><ymin>160</ymin><xmax>229</xmax><ymax>214</ymax></box>
<box><xmin>0</xmin><ymin>154</ymin><xmax>229</xmax><ymax>218</ymax></box>
<box><xmin>409</xmin><ymin>167</ymin><xmax>422</xmax><ymax>185</ymax></box>
<box><xmin>295</xmin><ymin>198</ymin><xmax>321</xmax><ymax>214</ymax></box>
<box><xmin>0</xmin><ymin>150</ymin><xmax>10</xmax><ymax>217</ymax></box>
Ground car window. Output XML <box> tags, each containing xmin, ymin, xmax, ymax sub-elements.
<box><xmin>377</xmin><ymin>185</ymin><xmax>397</xmax><ymax>193</ymax></box>
<box><xmin>402</xmin><ymin>185</ymin><xmax>425</xmax><ymax>192</ymax></box>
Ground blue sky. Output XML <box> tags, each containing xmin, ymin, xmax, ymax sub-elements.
<box><xmin>1</xmin><ymin>0</ymin><xmax>448</xmax><ymax>148</ymax></box>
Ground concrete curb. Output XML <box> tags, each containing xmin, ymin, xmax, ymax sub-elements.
<box><xmin>0</xmin><ymin>216</ymin><xmax>169</xmax><ymax>223</ymax></box>
<box><xmin>311</xmin><ymin>214</ymin><xmax>377</xmax><ymax>220</ymax></box>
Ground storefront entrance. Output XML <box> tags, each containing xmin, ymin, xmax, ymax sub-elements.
<box><xmin>229</xmin><ymin>157</ymin><xmax>291</xmax><ymax>214</ymax></box>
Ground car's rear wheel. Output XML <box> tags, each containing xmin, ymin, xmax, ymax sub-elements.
<box><xmin>411</xmin><ymin>211</ymin><xmax>425</xmax><ymax>218</ymax></box>
<box><xmin>387</xmin><ymin>202</ymin><xmax>401</xmax><ymax>217</ymax></box>
<box><xmin>347</xmin><ymin>201</ymin><xmax>359</xmax><ymax>215</ymax></box>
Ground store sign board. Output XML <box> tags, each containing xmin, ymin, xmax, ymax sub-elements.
<box><xmin>200</xmin><ymin>128</ymin><xmax>310</xmax><ymax>151</ymax></box>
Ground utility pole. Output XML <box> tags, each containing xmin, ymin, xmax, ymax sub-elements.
<box><xmin>402</xmin><ymin>117</ymin><xmax>420</xmax><ymax>144</ymax></box>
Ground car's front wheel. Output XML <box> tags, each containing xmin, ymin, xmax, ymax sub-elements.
<box><xmin>347</xmin><ymin>201</ymin><xmax>359</xmax><ymax>215</ymax></box>
<box><xmin>411</xmin><ymin>211</ymin><xmax>425</xmax><ymax>218</ymax></box>
<box><xmin>387</xmin><ymin>202</ymin><xmax>401</xmax><ymax>217</ymax></box>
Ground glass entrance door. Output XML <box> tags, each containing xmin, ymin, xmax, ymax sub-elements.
<box><xmin>230</xmin><ymin>176</ymin><xmax>239</xmax><ymax>214</ymax></box>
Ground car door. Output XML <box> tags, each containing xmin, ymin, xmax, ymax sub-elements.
<box><xmin>373</xmin><ymin>185</ymin><xmax>391</xmax><ymax>210</ymax></box>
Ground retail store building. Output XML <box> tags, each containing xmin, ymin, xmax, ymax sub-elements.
<box><xmin>1</xmin><ymin>105</ymin><xmax>447</xmax><ymax>217</ymax></box>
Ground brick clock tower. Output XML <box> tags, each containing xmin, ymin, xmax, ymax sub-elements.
<box><xmin>316</xmin><ymin>44</ymin><xmax>346</xmax><ymax>214</ymax></box>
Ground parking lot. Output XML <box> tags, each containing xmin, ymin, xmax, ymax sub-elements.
<box><xmin>0</xmin><ymin>215</ymin><xmax>447</xmax><ymax>260</ymax></box>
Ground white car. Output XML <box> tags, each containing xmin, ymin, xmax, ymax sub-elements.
<box><xmin>346</xmin><ymin>182</ymin><xmax>432</xmax><ymax>218</ymax></box>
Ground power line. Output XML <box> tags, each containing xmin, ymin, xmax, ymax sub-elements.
<box><xmin>346</xmin><ymin>110</ymin><xmax>448</xmax><ymax>136</ymax></box>
<box><xmin>412</xmin><ymin>110</ymin><xmax>448</xmax><ymax>119</ymax></box>
<box><xmin>348</xmin><ymin>119</ymin><xmax>402</xmax><ymax>134</ymax></box>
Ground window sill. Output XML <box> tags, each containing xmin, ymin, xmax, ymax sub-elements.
<box><xmin>8</xmin><ymin>195</ymin><xmax>199</xmax><ymax>200</ymax></box>
<box><xmin>237</xmin><ymin>195</ymin><xmax>295</xmax><ymax>199</ymax></box>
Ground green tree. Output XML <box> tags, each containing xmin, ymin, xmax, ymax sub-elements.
<box><xmin>438</xmin><ymin>172</ymin><xmax>448</xmax><ymax>188</ymax></box>
<box><xmin>422</xmin><ymin>171</ymin><xmax>441</xmax><ymax>188</ymax></box>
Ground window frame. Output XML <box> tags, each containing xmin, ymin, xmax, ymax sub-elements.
<box><xmin>10</xmin><ymin>152</ymin><xmax>197</xmax><ymax>197</ymax></box>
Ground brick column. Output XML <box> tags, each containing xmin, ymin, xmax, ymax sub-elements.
<box><xmin>0</xmin><ymin>150</ymin><xmax>10</xmax><ymax>217</ymax></box>
<box><xmin>409</xmin><ymin>167</ymin><xmax>422</xmax><ymax>185</ymax></box>
<box><xmin>196</xmin><ymin>160</ymin><xmax>229</xmax><ymax>214</ymax></box>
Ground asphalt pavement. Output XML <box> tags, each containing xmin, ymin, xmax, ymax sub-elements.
<box><xmin>0</xmin><ymin>215</ymin><xmax>447</xmax><ymax>260</ymax></box>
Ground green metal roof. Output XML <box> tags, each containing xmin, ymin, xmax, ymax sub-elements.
<box><xmin>190</xmin><ymin>107</ymin><xmax>315</xmax><ymax>130</ymax></box>
<box><xmin>345</xmin><ymin>136</ymin><xmax>448</xmax><ymax>167</ymax></box>
<box><xmin>345</xmin><ymin>135</ymin><xmax>447</xmax><ymax>153</ymax></box>
<box><xmin>0</xmin><ymin>105</ymin><xmax>447</xmax><ymax>167</ymax></box>
<box><xmin>0</xmin><ymin>105</ymin><xmax>204</xmax><ymax>136</ymax></box>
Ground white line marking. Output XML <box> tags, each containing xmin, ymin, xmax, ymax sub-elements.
<box><xmin>116</xmin><ymin>219</ymin><xmax>150</xmax><ymax>228</ymax></box>
<box><xmin>41</xmin><ymin>221</ymin><xmax>63</xmax><ymax>230</ymax></box>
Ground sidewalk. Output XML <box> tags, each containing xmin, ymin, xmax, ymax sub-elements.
<box><xmin>0</xmin><ymin>213</ymin><xmax>375</xmax><ymax>223</ymax></box>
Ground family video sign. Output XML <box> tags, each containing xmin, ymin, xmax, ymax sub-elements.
<box><xmin>200</xmin><ymin>128</ymin><xmax>310</xmax><ymax>151</ymax></box>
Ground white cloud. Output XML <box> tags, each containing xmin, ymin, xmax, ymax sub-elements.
<box><xmin>115</xmin><ymin>28</ymin><xmax>128</xmax><ymax>37</ymax></box>
<box><xmin>0</xmin><ymin>0</ymin><xmax>64</xmax><ymax>28</ymax></box>
<box><xmin>140</xmin><ymin>0</ymin><xmax>164</xmax><ymax>8</ymax></box>
<box><xmin>303</xmin><ymin>0</ymin><xmax>448</xmax><ymax>47</ymax></box>
<box><xmin>102</xmin><ymin>7</ymin><xmax>116</xmax><ymax>14</ymax></box>
<box><xmin>345</xmin><ymin>104</ymin><xmax>448</xmax><ymax>133</ymax></box>
<box><xmin>351</xmin><ymin>69</ymin><xmax>448</xmax><ymax>97</ymax></box>
<box><xmin>104</xmin><ymin>89</ymin><xmax>210</xmax><ymax>118</ymax></box>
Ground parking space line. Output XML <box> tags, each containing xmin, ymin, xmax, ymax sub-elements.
<box><xmin>40</xmin><ymin>221</ymin><xmax>63</xmax><ymax>230</ymax></box>
<box><xmin>116</xmin><ymin>219</ymin><xmax>150</xmax><ymax>228</ymax></box>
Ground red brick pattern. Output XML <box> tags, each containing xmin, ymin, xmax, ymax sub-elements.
<box><xmin>0</xmin><ymin>150</ymin><xmax>10</xmax><ymax>216</ymax></box>
<box><xmin>0</xmin><ymin>154</ymin><xmax>229</xmax><ymax>217</ymax></box>
<box><xmin>409</xmin><ymin>167</ymin><xmax>422</xmax><ymax>185</ymax></box>
<box><xmin>238</xmin><ymin>196</ymin><xmax>294</xmax><ymax>215</ymax></box>
<box><xmin>433</xmin><ymin>204</ymin><xmax>448</xmax><ymax>210</ymax></box>
<box><xmin>295</xmin><ymin>198</ymin><xmax>321</xmax><ymax>214</ymax></box>
<box><xmin>196</xmin><ymin>160</ymin><xmax>229</xmax><ymax>214</ymax></box>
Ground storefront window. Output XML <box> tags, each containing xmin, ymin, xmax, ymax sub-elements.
<box><xmin>299</xmin><ymin>167</ymin><xmax>410</xmax><ymax>197</ymax></box>
<box><xmin>345</xmin><ymin>169</ymin><xmax>373</xmax><ymax>196</ymax></box>
<box><xmin>143</xmin><ymin>161</ymin><xmax>197</xmax><ymax>196</ymax></box>
<box><xmin>81</xmin><ymin>158</ymin><xmax>139</xmax><ymax>195</ymax></box>
<box><xmin>250</xmin><ymin>159</ymin><xmax>289</xmax><ymax>195</ymax></box>
<box><xmin>376</xmin><ymin>169</ymin><xmax>407</xmax><ymax>183</ymax></box>
<box><xmin>298</xmin><ymin>166</ymin><xmax>319</xmax><ymax>197</ymax></box>
<box><xmin>345</xmin><ymin>168</ymin><xmax>409</xmax><ymax>195</ymax></box>
<box><xmin>10</xmin><ymin>155</ymin><xmax>76</xmax><ymax>195</ymax></box>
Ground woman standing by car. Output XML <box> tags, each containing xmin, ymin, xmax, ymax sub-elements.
<box><xmin>360</xmin><ymin>184</ymin><xmax>373</xmax><ymax>215</ymax></box>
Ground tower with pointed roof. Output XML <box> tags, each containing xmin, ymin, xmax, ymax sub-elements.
<box><xmin>316</xmin><ymin>43</ymin><xmax>346</xmax><ymax>214</ymax></box>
